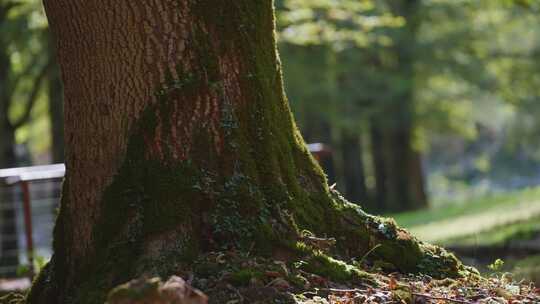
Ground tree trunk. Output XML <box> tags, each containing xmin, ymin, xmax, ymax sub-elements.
<box><xmin>370</xmin><ymin>121</ymin><xmax>387</xmax><ymax>213</ymax></box>
<box><xmin>408</xmin><ymin>148</ymin><xmax>428</xmax><ymax>209</ymax></box>
<box><xmin>384</xmin><ymin>119</ymin><xmax>427</xmax><ymax>212</ymax></box>
<box><xmin>0</xmin><ymin>2</ymin><xmax>16</xmax><ymax>169</ymax></box>
<box><xmin>389</xmin><ymin>0</ymin><xmax>427</xmax><ymax>212</ymax></box>
<box><xmin>0</xmin><ymin>122</ymin><xmax>19</xmax><ymax>275</ymax></box>
<box><xmin>301</xmin><ymin>114</ymin><xmax>337</xmax><ymax>184</ymax></box>
<box><xmin>29</xmin><ymin>1</ymin><xmax>463</xmax><ymax>302</ymax></box>
<box><xmin>368</xmin><ymin>0</ymin><xmax>428</xmax><ymax>213</ymax></box>
<box><xmin>340</xmin><ymin>129</ymin><xmax>368</xmax><ymax>206</ymax></box>
<box><xmin>315</xmin><ymin>120</ymin><xmax>337</xmax><ymax>184</ymax></box>
<box><xmin>0</xmin><ymin>4</ymin><xmax>20</xmax><ymax>274</ymax></box>
<box><xmin>370</xmin><ymin>116</ymin><xmax>428</xmax><ymax>213</ymax></box>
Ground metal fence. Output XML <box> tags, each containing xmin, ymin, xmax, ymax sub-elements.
<box><xmin>0</xmin><ymin>164</ymin><xmax>64</xmax><ymax>278</ymax></box>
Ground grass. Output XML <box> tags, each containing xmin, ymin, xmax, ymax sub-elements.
<box><xmin>390</xmin><ymin>186</ymin><xmax>540</xmax><ymax>244</ymax></box>
<box><xmin>510</xmin><ymin>254</ymin><xmax>540</xmax><ymax>284</ymax></box>
<box><xmin>387</xmin><ymin>187</ymin><xmax>540</xmax><ymax>285</ymax></box>
<box><xmin>442</xmin><ymin>216</ymin><xmax>540</xmax><ymax>246</ymax></box>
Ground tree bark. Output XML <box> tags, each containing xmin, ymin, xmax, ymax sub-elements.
<box><xmin>340</xmin><ymin>129</ymin><xmax>368</xmax><ymax>206</ymax></box>
<box><xmin>370</xmin><ymin>121</ymin><xmax>387</xmax><ymax>213</ymax></box>
<box><xmin>408</xmin><ymin>148</ymin><xmax>428</xmax><ymax>209</ymax></box>
<box><xmin>29</xmin><ymin>1</ymin><xmax>463</xmax><ymax>303</ymax></box>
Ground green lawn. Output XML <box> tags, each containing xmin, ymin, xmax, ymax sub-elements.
<box><xmin>510</xmin><ymin>255</ymin><xmax>540</xmax><ymax>284</ymax></box>
<box><xmin>442</xmin><ymin>216</ymin><xmax>540</xmax><ymax>246</ymax></box>
<box><xmin>390</xmin><ymin>187</ymin><xmax>540</xmax><ymax>285</ymax></box>
<box><xmin>390</xmin><ymin>187</ymin><xmax>540</xmax><ymax>244</ymax></box>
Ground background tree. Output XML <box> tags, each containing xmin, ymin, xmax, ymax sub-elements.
<box><xmin>276</xmin><ymin>0</ymin><xmax>540</xmax><ymax>211</ymax></box>
<box><xmin>46</xmin><ymin>31</ymin><xmax>64</xmax><ymax>163</ymax></box>
<box><xmin>0</xmin><ymin>0</ymin><xmax>50</xmax><ymax>273</ymax></box>
<box><xmin>277</xmin><ymin>0</ymin><xmax>428</xmax><ymax>212</ymax></box>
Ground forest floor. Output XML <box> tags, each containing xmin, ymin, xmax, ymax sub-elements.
<box><xmin>199</xmin><ymin>252</ymin><xmax>540</xmax><ymax>304</ymax></box>
<box><xmin>103</xmin><ymin>250</ymin><xmax>540</xmax><ymax>304</ymax></box>
<box><xmin>175</xmin><ymin>189</ymin><xmax>540</xmax><ymax>304</ymax></box>
<box><xmin>3</xmin><ymin>189</ymin><xmax>540</xmax><ymax>303</ymax></box>
<box><xmin>3</xmin><ymin>249</ymin><xmax>539</xmax><ymax>303</ymax></box>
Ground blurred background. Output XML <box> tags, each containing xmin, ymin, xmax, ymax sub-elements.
<box><xmin>0</xmin><ymin>0</ymin><xmax>539</xmax><ymax>287</ymax></box>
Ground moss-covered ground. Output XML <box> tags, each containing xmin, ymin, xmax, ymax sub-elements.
<box><xmin>105</xmin><ymin>249</ymin><xmax>537</xmax><ymax>304</ymax></box>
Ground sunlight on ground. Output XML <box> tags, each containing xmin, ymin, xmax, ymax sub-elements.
<box><xmin>406</xmin><ymin>200</ymin><xmax>540</xmax><ymax>242</ymax></box>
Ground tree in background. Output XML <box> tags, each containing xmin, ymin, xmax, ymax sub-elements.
<box><xmin>277</xmin><ymin>0</ymin><xmax>428</xmax><ymax>213</ymax></box>
<box><xmin>277</xmin><ymin>0</ymin><xmax>540</xmax><ymax>211</ymax></box>
<box><xmin>0</xmin><ymin>1</ymin><xmax>50</xmax><ymax>274</ymax></box>
<box><xmin>46</xmin><ymin>31</ymin><xmax>64</xmax><ymax>163</ymax></box>
<box><xmin>413</xmin><ymin>0</ymin><xmax>540</xmax><ymax>199</ymax></box>
<box><xmin>367</xmin><ymin>0</ymin><xmax>427</xmax><ymax>212</ymax></box>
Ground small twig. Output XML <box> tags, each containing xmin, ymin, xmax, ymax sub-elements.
<box><xmin>319</xmin><ymin>288</ymin><xmax>364</xmax><ymax>293</ymax></box>
<box><xmin>412</xmin><ymin>292</ymin><xmax>474</xmax><ymax>304</ymax></box>
<box><xmin>358</xmin><ymin>244</ymin><xmax>382</xmax><ymax>265</ymax></box>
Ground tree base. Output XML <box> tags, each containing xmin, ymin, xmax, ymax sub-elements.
<box><xmin>27</xmin><ymin>189</ymin><xmax>475</xmax><ymax>304</ymax></box>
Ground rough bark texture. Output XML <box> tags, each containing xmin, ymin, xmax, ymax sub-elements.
<box><xmin>29</xmin><ymin>1</ymin><xmax>465</xmax><ymax>303</ymax></box>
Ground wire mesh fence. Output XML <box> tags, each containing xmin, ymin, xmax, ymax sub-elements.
<box><xmin>0</xmin><ymin>164</ymin><xmax>64</xmax><ymax>278</ymax></box>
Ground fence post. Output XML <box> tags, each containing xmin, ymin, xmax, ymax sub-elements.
<box><xmin>20</xmin><ymin>181</ymin><xmax>34</xmax><ymax>278</ymax></box>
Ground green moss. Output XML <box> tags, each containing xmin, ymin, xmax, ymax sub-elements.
<box><xmin>416</xmin><ymin>244</ymin><xmax>464</xmax><ymax>278</ymax></box>
<box><xmin>301</xmin><ymin>253</ymin><xmax>371</xmax><ymax>283</ymax></box>
<box><xmin>230</xmin><ymin>269</ymin><xmax>265</xmax><ymax>286</ymax></box>
<box><xmin>193</xmin><ymin>260</ymin><xmax>222</xmax><ymax>279</ymax></box>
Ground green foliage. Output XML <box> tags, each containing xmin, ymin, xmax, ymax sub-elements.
<box><xmin>16</xmin><ymin>253</ymin><xmax>48</xmax><ymax>277</ymax></box>
<box><xmin>276</xmin><ymin>0</ymin><xmax>540</xmax><ymax>203</ymax></box>
<box><xmin>1</xmin><ymin>0</ymin><xmax>51</xmax><ymax>159</ymax></box>
<box><xmin>278</xmin><ymin>0</ymin><xmax>404</xmax><ymax>49</ymax></box>
<box><xmin>488</xmin><ymin>258</ymin><xmax>505</xmax><ymax>272</ymax></box>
